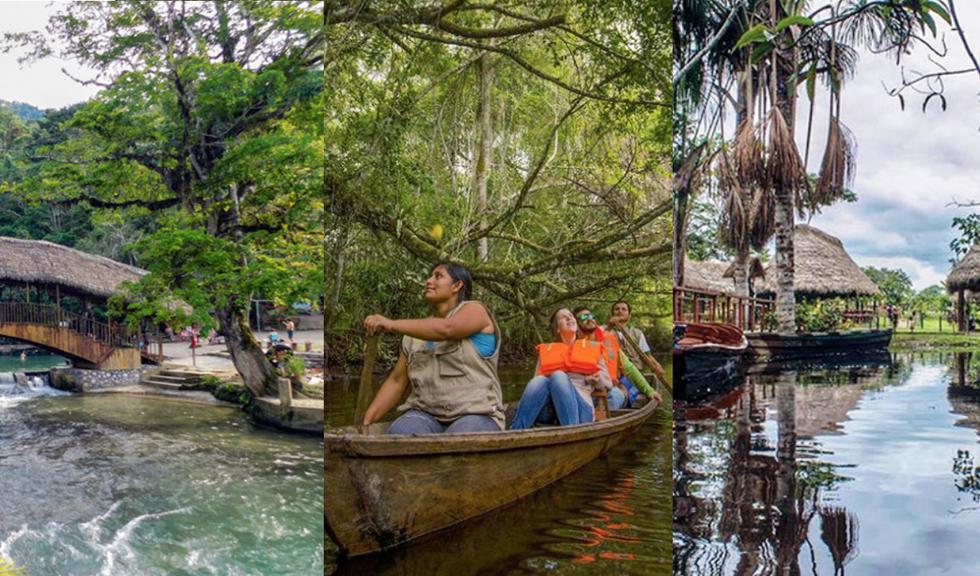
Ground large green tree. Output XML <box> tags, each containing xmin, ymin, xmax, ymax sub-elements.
<box><xmin>4</xmin><ymin>1</ymin><xmax>324</xmax><ymax>397</ymax></box>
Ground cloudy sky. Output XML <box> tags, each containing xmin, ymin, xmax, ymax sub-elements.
<box><xmin>803</xmin><ymin>3</ymin><xmax>980</xmax><ymax>290</ymax></box>
<box><xmin>0</xmin><ymin>2</ymin><xmax>99</xmax><ymax>109</ymax></box>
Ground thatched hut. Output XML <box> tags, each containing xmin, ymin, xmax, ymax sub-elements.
<box><xmin>945</xmin><ymin>244</ymin><xmax>980</xmax><ymax>331</ymax></box>
<box><xmin>759</xmin><ymin>224</ymin><xmax>880</xmax><ymax>298</ymax></box>
<box><xmin>0</xmin><ymin>236</ymin><xmax>146</xmax><ymax>303</ymax></box>
<box><xmin>681</xmin><ymin>260</ymin><xmax>737</xmax><ymax>295</ymax></box>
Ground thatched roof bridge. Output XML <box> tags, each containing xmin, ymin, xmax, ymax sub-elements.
<box><xmin>0</xmin><ymin>237</ymin><xmax>146</xmax><ymax>369</ymax></box>
<box><xmin>0</xmin><ymin>236</ymin><xmax>146</xmax><ymax>299</ymax></box>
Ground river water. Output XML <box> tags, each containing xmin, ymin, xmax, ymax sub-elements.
<box><xmin>674</xmin><ymin>352</ymin><xmax>980</xmax><ymax>576</ymax></box>
<box><xmin>325</xmin><ymin>361</ymin><xmax>673</xmax><ymax>576</ymax></box>
<box><xmin>0</xmin><ymin>353</ymin><xmax>324</xmax><ymax>575</ymax></box>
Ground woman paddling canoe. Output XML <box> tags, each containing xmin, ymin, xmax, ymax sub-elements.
<box><xmin>362</xmin><ymin>262</ymin><xmax>505</xmax><ymax>434</ymax></box>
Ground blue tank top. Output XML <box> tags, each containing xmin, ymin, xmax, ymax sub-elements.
<box><xmin>424</xmin><ymin>332</ymin><xmax>497</xmax><ymax>358</ymax></box>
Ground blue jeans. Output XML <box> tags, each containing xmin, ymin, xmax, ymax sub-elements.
<box><xmin>387</xmin><ymin>409</ymin><xmax>500</xmax><ymax>435</ymax></box>
<box><xmin>608</xmin><ymin>385</ymin><xmax>627</xmax><ymax>410</ymax></box>
<box><xmin>510</xmin><ymin>371</ymin><xmax>594</xmax><ymax>430</ymax></box>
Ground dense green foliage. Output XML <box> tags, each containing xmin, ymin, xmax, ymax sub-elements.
<box><xmin>327</xmin><ymin>1</ymin><xmax>673</xmax><ymax>362</ymax></box>
<box><xmin>951</xmin><ymin>213</ymin><xmax>980</xmax><ymax>263</ymax></box>
<box><xmin>1</xmin><ymin>1</ymin><xmax>324</xmax><ymax>394</ymax></box>
<box><xmin>863</xmin><ymin>266</ymin><xmax>913</xmax><ymax>307</ymax></box>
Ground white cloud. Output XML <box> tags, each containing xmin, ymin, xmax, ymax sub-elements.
<box><xmin>854</xmin><ymin>256</ymin><xmax>947</xmax><ymax>291</ymax></box>
<box><xmin>796</xmin><ymin>3</ymin><xmax>980</xmax><ymax>293</ymax></box>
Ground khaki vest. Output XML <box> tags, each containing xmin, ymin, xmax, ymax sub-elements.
<box><xmin>617</xmin><ymin>326</ymin><xmax>645</xmax><ymax>367</ymax></box>
<box><xmin>399</xmin><ymin>301</ymin><xmax>504</xmax><ymax>430</ymax></box>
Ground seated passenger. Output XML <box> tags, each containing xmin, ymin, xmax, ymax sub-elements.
<box><xmin>574</xmin><ymin>306</ymin><xmax>630</xmax><ymax>411</ymax></box>
<box><xmin>605</xmin><ymin>300</ymin><xmax>658</xmax><ymax>406</ymax></box>
<box><xmin>361</xmin><ymin>262</ymin><xmax>504</xmax><ymax>434</ymax></box>
<box><xmin>510</xmin><ymin>308</ymin><xmax>612</xmax><ymax>429</ymax></box>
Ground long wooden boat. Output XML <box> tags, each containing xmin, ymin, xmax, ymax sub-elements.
<box><xmin>324</xmin><ymin>396</ymin><xmax>659</xmax><ymax>558</ymax></box>
<box><xmin>673</xmin><ymin>322</ymin><xmax>748</xmax><ymax>401</ymax></box>
<box><xmin>746</xmin><ymin>329</ymin><xmax>892</xmax><ymax>361</ymax></box>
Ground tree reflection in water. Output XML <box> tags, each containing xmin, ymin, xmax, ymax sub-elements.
<box><xmin>674</xmin><ymin>358</ymin><xmax>890</xmax><ymax>576</ymax></box>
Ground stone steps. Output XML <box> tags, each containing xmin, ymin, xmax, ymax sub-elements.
<box><xmin>294</xmin><ymin>352</ymin><xmax>324</xmax><ymax>369</ymax></box>
<box><xmin>141</xmin><ymin>369</ymin><xmax>211</xmax><ymax>391</ymax></box>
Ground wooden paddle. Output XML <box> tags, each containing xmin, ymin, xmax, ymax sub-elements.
<box><xmin>612</xmin><ymin>325</ymin><xmax>671</xmax><ymax>393</ymax></box>
<box><xmin>354</xmin><ymin>333</ymin><xmax>380</xmax><ymax>427</ymax></box>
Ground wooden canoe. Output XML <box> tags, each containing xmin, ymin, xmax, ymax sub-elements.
<box><xmin>673</xmin><ymin>323</ymin><xmax>747</xmax><ymax>401</ymax></box>
<box><xmin>324</xmin><ymin>397</ymin><xmax>659</xmax><ymax>557</ymax></box>
<box><xmin>746</xmin><ymin>329</ymin><xmax>892</xmax><ymax>360</ymax></box>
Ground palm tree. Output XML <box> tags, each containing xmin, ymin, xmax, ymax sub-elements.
<box><xmin>679</xmin><ymin>0</ymin><xmax>949</xmax><ymax>334</ymax></box>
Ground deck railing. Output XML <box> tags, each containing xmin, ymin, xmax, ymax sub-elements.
<box><xmin>0</xmin><ymin>302</ymin><xmax>136</xmax><ymax>349</ymax></box>
<box><xmin>673</xmin><ymin>287</ymin><xmax>774</xmax><ymax>333</ymax></box>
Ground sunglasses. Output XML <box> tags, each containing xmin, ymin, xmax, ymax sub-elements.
<box><xmin>576</xmin><ymin>313</ymin><xmax>595</xmax><ymax>321</ymax></box>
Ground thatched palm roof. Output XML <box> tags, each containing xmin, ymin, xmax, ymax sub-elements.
<box><xmin>681</xmin><ymin>260</ymin><xmax>738</xmax><ymax>295</ymax></box>
<box><xmin>948</xmin><ymin>245</ymin><xmax>980</xmax><ymax>292</ymax></box>
<box><xmin>723</xmin><ymin>257</ymin><xmax>766</xmax><ymax>281</ymax></box>
<box><xmin>0</xmin><ymin>237</ymin><xmax>146</xmax><ymax>299</ymax></box>
<box><xmin>759</xmin><ymin>224</ymin><xmax>879</xmax><ymax>297</ymax></box>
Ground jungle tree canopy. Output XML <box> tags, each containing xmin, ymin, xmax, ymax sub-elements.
<box><xmin>327</xmin><ymin>1</ymin><xmax>674</xmax><ymax>357</ymax></box>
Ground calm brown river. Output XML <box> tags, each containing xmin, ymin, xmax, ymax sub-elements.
<box><xmin>326</xmin><ymin>362</ymin><xmax>672</xmax><ymax>575</ymax></box>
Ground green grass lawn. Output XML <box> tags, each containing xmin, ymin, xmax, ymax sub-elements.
<box><xmin>860</xmin><ymin>313</ymin><xmax>980</xmax><ymax>351</ymax></box>
<box><xmin>871</xmin><ymin>314</ymin><xmax>952</xmax><ymax>334</ymax></box>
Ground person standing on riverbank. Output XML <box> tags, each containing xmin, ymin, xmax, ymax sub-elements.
<box><xmin>283</xmin><ymin>318</ymin><xmax>295</xmax><ymax>342</ymax></box>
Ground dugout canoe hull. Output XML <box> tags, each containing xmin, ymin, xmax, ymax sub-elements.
<box><xmin>324</xmin><ymin>397</ymin><xmax>659</xmax><ymax>557</ymax></box>
<box><xmin>747</xmin><ymin>329</ymin><xmax>892</xmax><ymax>361</ymax></box>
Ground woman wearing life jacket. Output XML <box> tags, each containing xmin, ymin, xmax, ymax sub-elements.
<box><xmin>510</xmin><ymin>308</ymin><xmax>613</xmax><ymax>429</ymax></box>
<box><xmin>362</xmin><ymin>262</ymin><xmax>504</xmax><ymax>434</ymax></box>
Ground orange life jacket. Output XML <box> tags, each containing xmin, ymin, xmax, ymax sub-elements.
<box><xmin>602</xmin><ymin>331</ymin><xmax>621</xmax><ymax>381</ymax></box>
<box><xmin>566</xmin><ymin>339</ymin><xmax>603</xmax><ymax>375</ymax></box>
<box><xmin>535</xmin><ymin>342</ymin><xmax>570</xmax><ymax>376</ymax></box>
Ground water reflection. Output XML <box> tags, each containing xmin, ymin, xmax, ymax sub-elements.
<box><xmin>673</xmin><ymin>354</ymin><xmax>933</xmax><ymax>576</ymax></box>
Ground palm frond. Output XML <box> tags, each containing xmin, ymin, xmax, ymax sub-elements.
<box><xmin>765</xmin><ymin>107</ymin><xmax>810</xmax><ymax>217</ymax></box>
<box><xmin>812</xmin><ymin>118</ymin><xmax>856</xmax><ymax>209</ymax></box>
<box><xmin>0</xmin><ymin>557</ymin><xmax>25</xmax><ymax>576</ymax></box>
<box><xmin>819</xmin><ymin>505</ymin><xmax>860</xmax><ymax>574</ymax></box>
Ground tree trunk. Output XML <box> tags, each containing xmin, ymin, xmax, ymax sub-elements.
<box><xmin>673</xmin><ymin>188</ymin><xmax>688</xmax><ymax>289</ymax></box>
<box><xmin>734</xmin><ymin>245</ymin><xmax>749</xmax><ymax>329</ymax></box>
<box><xmin>216</xmin><ymin>304</ymin><xmax>280</xmax><ymax>397</ymax></box>
<box><xmin>326</xmin><ymin>223</ymin><xmax>348</xmax><ymax>330</ymax></box>
<box><xmin>775</xmin><ymin>369</ymin><xmax>800</xmax><ymax>574</ymax></box>
<box><xmin>773</xmin><ymin>38</ymin><xmax>798</xmax><ymax>335</ymax></box>
<box><xmin>473</xmin><ymin>54</ymin><xmax>493</xmax><ymax>262</ymax></box>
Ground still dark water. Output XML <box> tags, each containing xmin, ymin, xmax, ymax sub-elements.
<box><xmin>326</xmin><ymin>361</ymin><xmax>673</xmax><ymax>575</ymax></box>
<box><xmin>674</xmin><ymin>352</ymin><xmax>980</xmax><ymax>576</ymax></box>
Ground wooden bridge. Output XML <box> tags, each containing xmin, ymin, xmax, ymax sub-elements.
<box><xmin>0</xmin><ymin>302</ymin><xmax>142</xmax><ymax>369</ymax></box>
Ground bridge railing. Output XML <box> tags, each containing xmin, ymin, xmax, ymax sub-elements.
<box><xmin>0</xmin><ymin>302</ymin><xmax>136</xmax><ymax>349</ymax></box>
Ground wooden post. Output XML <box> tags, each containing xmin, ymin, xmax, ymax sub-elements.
<box><xmin>592</xmin><ymin>387</ymin><xmax>609</xmax><ymax>421</ymax></box>
<box><xmin>278</xmin><ymin>377</ymin><xmax>292</xmax><ymax>416</ymax></box>
<box><xmin>355</xmin><ymin>334</ymin><xmax>380</xmax><ymax>426</ymax></box>
<box><xmin>55</xmin><ymin>284</ymin><xmax>61</xmax><ymax>324</ymax></box>
<box><xmin>959</xmin><ymin>289</ymin><xmax>966</xmax><ymax>332</ymax></box>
